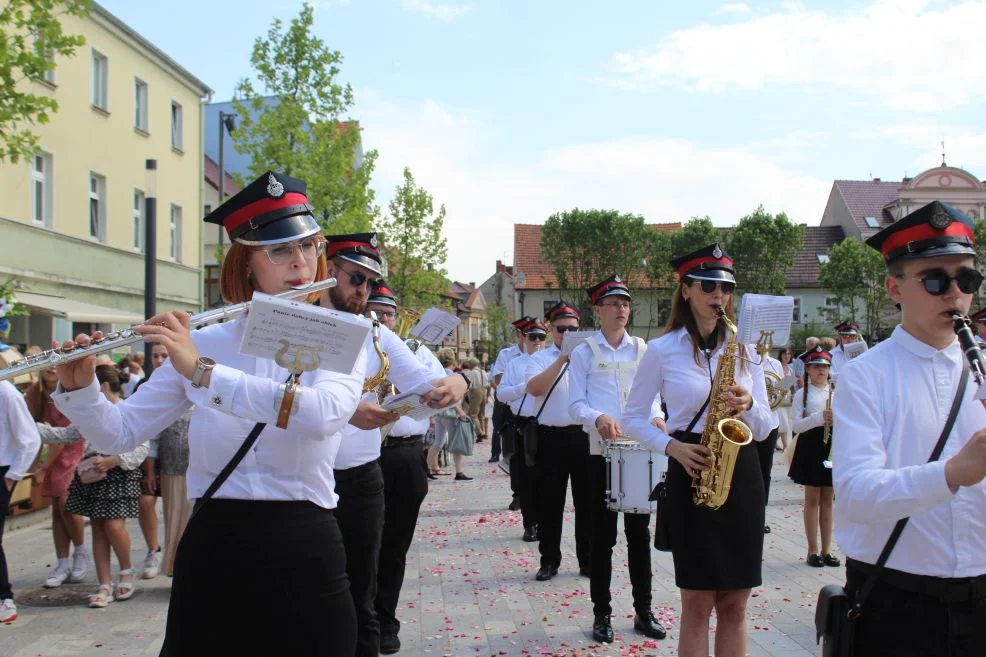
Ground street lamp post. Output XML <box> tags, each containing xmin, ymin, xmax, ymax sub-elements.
<box><xmin>144</xmin><ymin>159</ymin><xmax>157</xmax><ymax>375</ymax></box>
<box><xmin>217</xmin><ymin>111</ymin><xmax>236</xmax><ymax>254</ymax></box>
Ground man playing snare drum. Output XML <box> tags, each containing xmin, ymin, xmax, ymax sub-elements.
<box><xmin>568</xmin><ymin>274</ymin><xmax>668</xmax><ymax>644</ymax></box>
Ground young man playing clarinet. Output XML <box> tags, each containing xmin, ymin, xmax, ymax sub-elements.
<box><xmin>833</xmin><ymin>200</ymin><xmax>986</xmax><ymax>657</ymax></box>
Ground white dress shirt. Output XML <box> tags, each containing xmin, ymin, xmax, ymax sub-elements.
<box><xmin>490</xmin><ymin>344</ymin><xmax>521</xmax><ymax>382</ymax></box>
<box><xmin>523</xmin><ymin>344</ymin><xmax>577</xmax><ymax>427</ymax></box>
<box><xmin>623</xmin><ymin>327</ymin><xmax>775</xmax><ymax>454</ymax></box>
<box><xmin>830</xmin><ymin>345</ymin><xmax>846</xmax><ymax>382</ymax></box>
<box><xmin>832</xmin><ymin>325</ymin><xmax>986</xmax><ymax>578</ymax></box>
<box><xmin>568</xmin><ymin>331</ymin><xmax>663</xmax><ymax>455</ymax></box>
<box><xmin>52</xmin><ymin>318</ymin><xmax>367</xmax><ymax>509</ymax></box>
<box><xmin>791</xmin><ymin>382</ymin><xmax>831</xmax><ymax>433</ymax></box>
<box><xmin>0</xmin><ymin>380</ymin><xmax>40</xmax><ymax>480</ymax></box>
<box><xmin>336</xmin><ymin>325</ymin><xmax>443</xmax><ymax>469</ymax></box>
<box><xmin>497</xmin><ymin>352</ymin><xmax>538</xmax><ymax>417</ymax></box>
<box><xmin>389</xmin><ymin>345</ymin><xmax>447</xmax><ymax>438</ymax></box>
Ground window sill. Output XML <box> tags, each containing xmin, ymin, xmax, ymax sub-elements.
<box><xmin>91</xmin><ymin>104</ymin><xmax>110</xmax><ymax>117</ymax></box>
<box><xmin>135</xmin><ymin>127</ymin><xmax>149</xmax><ymax>137</ymax></box>
<box><xmin>171</xmin><ymin>146</ymin><xmax>184</xmax><ymax>156</ymax></box>
<box><xmin>36</xmin><ymin>78</ymin><xmax>57</xmax><ymax>90</ymax></box>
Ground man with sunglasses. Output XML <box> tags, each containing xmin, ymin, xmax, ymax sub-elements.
<box><xmin>319</xmin><ymin>233</ymin><xmax>469</xmax><ymax>657</ymax></box>
<box><xmin>832</xmin><ymin>200</ymin><xmax>986</xmax><ymax>657</ymax></box>
<box><xmin>829</xmin><ymin>321</ymin><xmax>865</xmax><ymax>382</ymax></box>
<box><xmin>568</xmin><ymin>275</ymin><xmax>667</xmax><ymax>642</ymax></box>
<box><xmin>524</xmin><ymin>301</ymin><xmax>593</xmax><ymax>582</ymax></box>
<box><xmin>490</xmin><ymin>317</ymin><xmax>534</xmax><ymax>474</ymax></box>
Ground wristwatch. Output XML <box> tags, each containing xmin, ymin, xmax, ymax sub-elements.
<box><xmin>190</xmin><ymin>357</ymin><xmax>216</xmax><ymax>389</ymax></box>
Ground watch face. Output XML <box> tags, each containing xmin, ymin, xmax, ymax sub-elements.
<box><xmin>200</xmin><ymin>357</ymin><xmax>217</xmax><ymax>367</ymax></box>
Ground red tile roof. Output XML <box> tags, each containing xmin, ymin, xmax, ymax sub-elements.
<box><xmin>204</xmin><ymin>155</ymin><xmax>241</xmax><ymax>195</ymax></box>
<box><xmin>513</xmin><ymin>222</ymin><xmax>681</xmax><ymax>290</ymax></box>
<box><xmin>786</xmin><ymin>226</ymin><xmax>846</xmax><ymax>288</ymax></box>
<box><xmin>833</xmin><ymin>179</ymin><xmax>902</xmax><ymax>237</ymax></box>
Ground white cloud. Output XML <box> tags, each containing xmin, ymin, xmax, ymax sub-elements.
<box><xmin>863</xmin><ymin>122</ymin><xmax>986</xmax><ymax>172</ymax></box>
<box><xmin>717</xmin><ymin>2</ymin><xmax>751</xmax><ymax>13</ymax></box>
<box><xmin>607</xmin><ymin>0</ymin><xmax>986</xmax><ymax>111</ymax></box>
<box><xmin>400</xmin><ymin>0</ymin><xmax>469</xmax><ymax>22</ymax></box>
<box><xmin>357</xmin><ymin>91</ymin><xmax>832</xmax><ymax>284</ymax></box>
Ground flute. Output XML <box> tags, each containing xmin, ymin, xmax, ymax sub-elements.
<box><xmin>0</xmin><ymin>278</ymin><xmax>336</xmax><ymax>382</ymax></box>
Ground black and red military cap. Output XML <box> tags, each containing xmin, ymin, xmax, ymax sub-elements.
<box><xmin>545</xmin><ymin>300</ymin><xmax>581</xmax><ymax>323</ymax></box>
<box><xmin>670</xmin><ymin>243</ymin><xmax>736</xmax><ymax>283</ymax></box>
<box><xmin>587</xmin><ymin>274</ymin><xmax>631</xmax><ymax>304</ymax></box>
<box><xmin>512</xmin><ymin>316</ymin><xmax>533</xmax><ymax>332</ymax></box>
<box><xmin>865</xmin><ymin>201</ymin><xmax>975</xmax><ymax>264</ymax></box>
<box><xmin>835</xmin><ymin>321</ymin><xmax>859</xmax><ymax>335</ymax></box>
<box><xmin>971</xmin><ymin>308</ymin><xmax>986</xmax><ymax>324</ymax></box>
<box><xmin>324</xmin><ymin>232</ymin><xmax>384</xmax><ymax>276</ymax></box>
<box><xmin>524</xmin><ymin>319</ymin><xmax>547</xmax><ymax>335</ymax></box>
<box><xmin>203</xmin><ymin>171</ymin><xmax>318</xmax><ymax>245</ymax></box>
<box><xmin>801</xmin><ymin>345</ymin><xmax>833</xmax><ymax>365</ymax></box>
<box><xmin>368</xmin><ymin>280</ymin><xmax>398</xmax><ymax>308</ymax></box>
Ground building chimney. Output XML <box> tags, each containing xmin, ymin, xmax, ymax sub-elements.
<box><xmin>873</xmin><ymin>177</ymin><xmax>881</xmax><ymax>182</ymax></box>
<box><xmin>469</xmin><ymin>282</ymin><xmax>475</xmax><ymax>289</ymax></box>
<box><xmin>496</xmin><ymin>259</ymin><xmax>505</xmax><ymax>273</ymax></box>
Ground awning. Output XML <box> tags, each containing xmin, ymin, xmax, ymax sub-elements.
<box><xmin>16</xmin><ymin>292</ymin><xmax>145</xmax><ymax>325</ymax></box>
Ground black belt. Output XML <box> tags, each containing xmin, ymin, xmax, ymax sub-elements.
<box><xmin>539</xmin><ymin>424</ymin><xmax>583</xmax><ymax>434</ymax></box>
<box><xmin>383</xmin><ymin>434</ymin><xmax>423</xmax><ymax>447</ymax></box>
<box><xmin>333</xmin><ymin>460</ymin><xmax>379</xmax><ymax>479</ymax></box>
<box><xmin>847</xmin><ymin>558</ymin><xmax>986</xmax><ymax>604</ymax></box>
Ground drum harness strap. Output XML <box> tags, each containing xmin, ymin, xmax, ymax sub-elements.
<box><xmin>585</xmin><ymin>335</ymin><xmax>645</xmax><ymax>452</ymax></box>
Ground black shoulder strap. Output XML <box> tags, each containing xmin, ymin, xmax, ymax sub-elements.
<box><xmin>534</xmin><ymin>361</ymin><xmax>570</xmax><ymax>422</ymax></box>
<box><xmin>853</xmin><ymin>368</ymin><xmax>969</xmax><ymax>613</ymax></box>
<box><xmin>684</xmin><ymin>393</ymin><xmax>712</xmax><ymax>435</ymax></box>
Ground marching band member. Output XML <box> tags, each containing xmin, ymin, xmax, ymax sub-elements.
<box><xmin>834</xmin><ymin>201</ymin><xmax>986</xmax><ymax>657</ymax></box>
<box><xmin>756</xmin><ymin>346</ymin><xmax>783</xmax><ymax>534</ymax></box>
<box><xmin>365</xmin><ymin>281</ymin><xmax>448</xmax><ymax>655</ymax></box>
<box><xmin>496</xmin><ymin>319</ymin><xmax>543</xmax><ymax>541</ymax></box>
<box><xmin>525</xmin><ymin>301</ymin><xmax>593</xmax><ymax>582</ymax></box>
<box><xmin>51</xmin><ymin>172</ymin><xmax>367</xmax><ymax>655</ymax></box>
<box><xmin>829</xmin><ymin>321</ymin><xmax>862</xmax><ymax>381</ymax></box>
<box><xmin>320</xmin><ymin>233</ymin><xmax>468</xmax><ymax>657</ymax></box>
<box><xmin>568</xmin><ymin>274</ymin><xmax>667</xmax><ymax>643</ymax></box>
<box><xmin>489</xmin><ymin>317</ymin><xmax>532</xmax><ymax>468</ymax></box>
<box><xmin>970</xmin><ymin>307</ymin><xmax>986</xmax><ymax>345</ymax></box>
<box><xmin>622</xmin><ymin>244</ymin><xmax>774</xmax><ymax>657</ymax></box>
<box><xmin>788</xmin><ymin>346</ymin><xmax>837</xmax><ymax>568</ymax></box>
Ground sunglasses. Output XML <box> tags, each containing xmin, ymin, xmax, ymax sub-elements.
<box><xmin>554</xmin><ymin>325</ymin><xmax>581</xmax><ymax>333</ymax></box>
<box><xmin>696</xmin><ymin>280</ymin><xmax>736</xmax><ymax>294</ymax></box>
<box><xmin>906</xmin><ymin>267</ymin><xmax>984</xmax><ymax>296</ymax></box>
<box><xmin>527</xmin><ymin>334</ymin><xmax>547</xmax><ymax>342</ymax></box>
<box><xmin>336</xmin><ymin>262</ymin><xmax>377</xmax><ymax>288</ymax></box>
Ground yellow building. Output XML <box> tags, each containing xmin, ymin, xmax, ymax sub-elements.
<box><xmin>0</xmin><ymin>3</ymin><xmax>212</xmax><ymax>349</ymax></box>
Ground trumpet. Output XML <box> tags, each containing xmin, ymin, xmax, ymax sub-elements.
<box><xmin>0</xmin><ymin>278</ymin><xmax>337</xmax><ymax>382</ymax></box>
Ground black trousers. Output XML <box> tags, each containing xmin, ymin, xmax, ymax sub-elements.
<box><xmin>509</xmin><ymin>421</ymin><xmax>537</xmax><ymax>528</ymax></box>
<box><xmin>847</xmin><ymin>562</ymin><xmax>986</xmax><ymax>657</ymax></box>
<box><xmin>0</xmin><ymin>465</ymin><xmax>11</xmax><ymax>600</ymax></box>
<box><xmin>375</xmin><ymin>438</ymin><xmax>428</xmax><ymax>639</ymax></box>
<box><xmin>491</xmin><ymin>401</ymin><xmax>512</xmax><ymax>460</ymax></box>
<box><xmin>536</xmin><ymin>425</ymin><xmax>592</xmax><ymax>570</ymax></box>
<box><xmin>335</xmin><ymin>461</ymin><xmax>386</xmax><ymax>657</ymax></box>
<box><xmin>755</xmin><ymin>427</ymin><xmax>779</xmax><ymax>505</ymax></box>
<box><xmin>587</xmin><ymin>455</ymin><xmax>652</xmax><ymax>616</ymax></box>
<box><xmin>160</xmin><ymin>499</ymin><xmax>355</xmax><ymax>657</ymax></box>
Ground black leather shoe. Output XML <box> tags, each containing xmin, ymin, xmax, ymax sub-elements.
<box><xmin>488</xmin><ymin>456</ymin><xmax>499</xmax><ymax>463</ymax></box>
<box><xmin>807</xmin><ymin>554</ymin><xmax>825</xmax><ymax>568</ymax></box>
<box><xmin>380</xmin><ymin>633</ymin><xmax>401</xmax><ymax>654</ymax></box>
<box><xmin>634</xmin><ymin>611</ymin><xmax>667</xmax><ymax>639</ymax></box>
<box><xmin>454</xmin><ymin>472</ymin><xmax>473</xmax><ymax>481</ymax></box>
<box><xmin>764</xmin><ymin>525</ymin><xmax>771</xmax><ymax>534</ymax></box>
<box><xmin>508</xmin><ymin>496</ymin><xmax>520</xmax><ymax>511</ymax></box>
<box><xmin>522</xmin><ymin>525</ymin><xmax>537</xmax><ymax>542</ymax></box>
<box><xmin>592</xmin><ymin>614</ymin><xmax>614</xmax><ymax>643</ymax></box>
<box><xmin>535</xmin><ymin>564</ymin><xmax>558</xmax><ymax>581</ymax></box>
<box><xmin>822</xmin><ymin>553</ymin><xmax>841</xmax><ymax>567</ymax></box>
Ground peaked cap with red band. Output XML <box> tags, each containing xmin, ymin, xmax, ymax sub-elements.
<box><xmin>587</xmin><ymin>274</ymin><xmax>631</xmax><ymax>304</ymax></box>
<box><xmin>971</xmin><ymin>308</ymin><xmax>986</xmax><ymax>324</ymax></box>
<box><xmin>512</xmin><ymin>316</ymin><xmax>533</xmax><ymax>332</ymax></box>
<box><xmin>865</xmin><ymin>200</ymin><xmax>976</xmax><ymax>263</ymax></box>
<box><xmin>545</xmin><ymin>300</ymin><xmax>581</xmax><ymax>322</ymax></box>
<box><xmin>670</xmin><ymin>243</ymin><xmax>736</xmax><ymax>283</ymax></box>
<box><xmin>203</xmin><ymin>171</ymin><xmax>318</xmax><ymax>245</ymax></box>
<box><xmin>324</xmin><ymin>232</ymin><xmax>383</xmax><ymax>276</ymax></box>
<box><xmin>801</xmin><ymin>344</ymin><xmax>832</xmax><ymax>365</ymax></box>
<box><xmin>368</xmin><ymin>279</ymin><xmax>398</xmax><ymax>308</ymax></box>
<box><xmin>524</xmin><ymin>320</ymin><xmax>547</xmax><ymax>335</ymax></box>
<box><xmin>835</xmin><ymin>321</ymin><xmax>859</xmax><ymax>335</ymax></box>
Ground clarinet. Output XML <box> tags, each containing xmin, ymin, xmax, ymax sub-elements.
<box><xmin>951</xmin><ymin>313</ymin><xmax>986</xmax><ymax>408</ymax></box>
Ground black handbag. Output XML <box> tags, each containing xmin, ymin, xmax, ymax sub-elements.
<box><xmin>521</xmin><ymin>363</ymin><xmax>570</xmax><ymax>468</ymax></box>
<box><xmin>814</xmin><ymin>370</ymin><xmax>968</xmax><ymax>657</ymax></box>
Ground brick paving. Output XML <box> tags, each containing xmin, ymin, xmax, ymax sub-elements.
<box><xmin>1</xmin><ymin>441</ymin><xmax>837</xmax><ymax>656</ymax></box>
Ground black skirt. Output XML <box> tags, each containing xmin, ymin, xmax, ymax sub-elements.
<box><xmin>159</xmin><ymin>499</ymin><xmax>356</xmax><ymax>657</ymax></box>
<box><xmin>788</xmin><ymin>426</ymin><xmax>832</xmax><ymax>487</ymax></box>
<box><xmin>666</xmin><ymin>431</ymin><xmax>764</xmax><ymax>590</ymax></box>
<box><xmin>64</xmin><ymin>467</ymin><xmax>142</xmax><ymax>519</ymax></box>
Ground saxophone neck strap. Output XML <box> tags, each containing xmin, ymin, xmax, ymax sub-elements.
<box><xmin>684</xmin><ymin>393</ymin><xmax>712</xmax><ymax>435</ymax></box>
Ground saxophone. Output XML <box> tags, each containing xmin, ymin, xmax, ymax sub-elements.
<box><xmin>692</xmin><ymin>307</ymin><xmax>755</xmax><ymax>510</ymax></box>
<box><xmin>363</xmin><ymin>312</ymin><xmax>391</xmax><ymax>398</ymax></box>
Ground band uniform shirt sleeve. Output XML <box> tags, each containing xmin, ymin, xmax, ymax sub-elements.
<box><xmin>830</xmin><ymin>345</ymin><xmax>846</xmax><ymax>382</ymax></box>
<box><xmin>497</xmin><ymin>354</ymin><xmax>531</xmax><ymax>406</ymax></box>
<box><xmin>526</xmin><ymin>345</ymin><xmax>576</xmax><ymax>427</ymax></box>
<box><xmin>0</xmin><ymin>380</ymin><xmax>41</xmax><ymax>480</ymax></box>
<box><xmin>832</xmin><ymin>326</ymin><xmax>986</xmax><ymax>577</ymax></box>
<box><xmin>490</xmin><ymin>345</ymin><xmax>519</xmax><ymax>382</ymax></box>
<box><xmin>622</xmin><ymin>334</ymin><xmax>674</xmax><ymax>454</ymax></box>
<box><xmin>791</xmin><ymin>383</ymin><xmax>828</xmax><ymax>433</ymax></box>
<box><xmin>742</xmin><ymin>354</ymin><xmax>776</xmax><ymax>440</ymax></box>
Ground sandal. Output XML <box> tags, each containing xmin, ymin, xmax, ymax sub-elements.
<box><xmin>89</xmin><ymin>584</ymin><xmax>114</xmax><ymax>608</ymax></box>
<box><xmin>115</xmin><ymin>568</ymin><xmax>136</xmax><ymax>601</ymax></box>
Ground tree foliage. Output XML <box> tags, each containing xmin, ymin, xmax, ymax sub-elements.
<box><xmin>647</xmin><ymin>216</ymin><xmax>720</xmax><ymax>285</ymax></box>
<box><xmin>377</xmin><ymin>167</ymin><xmax>449</xmax><ymax>310</ymax></box>
<box><xmin>726</xmin><ymin>206</ymin><xmax>805</xmax><ymax>294</ymax></box>
<box><xmin>818</xmin><ymin>237</ymin><xmax>894</xmax><ymax>339</ymax></box>
<box><xmin>481</xmin><ymin>303</ymin><xmax>509</xmax><ymax>360</ymax></box>
<box><xmin>231</xmin><ymin>2</ymin><xmax>378</xmax><ymax>233</ymax></box>
<box><xmin>0</xmin><ymin>0</ymin><xmax>90</xmax><ymax>163</ymax></box>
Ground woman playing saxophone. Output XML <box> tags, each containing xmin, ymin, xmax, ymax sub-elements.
<box><xmin>622</xmin><ymin>244</ymin><xmax>774</xmax><ymax>657</ymax></box>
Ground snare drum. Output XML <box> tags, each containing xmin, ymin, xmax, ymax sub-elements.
<box><xmin>604</xmin><ymin>439</ymin><xmax>668</xmax><ymax>514</ymax></box>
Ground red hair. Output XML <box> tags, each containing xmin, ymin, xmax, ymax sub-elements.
<box><xmin>219</xmin><ymin>240</ymin><xmax>328</xmax><ymax>304</ymax></box>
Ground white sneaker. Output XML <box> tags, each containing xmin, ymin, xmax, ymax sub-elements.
<box><xmin>43</xmin><ymin>564</ymin><xmax>70</xmax><ymax>588</ymax></box>
<box><xmin>0</xmin><ymin>599</ymin><xmax>17</xmax><ymax>622</ymax></box>
<box><xmin>69</xmin><ymin>550</ymin><xmax>89</xmax><ymax>583</ymax></box>
<box><xmin>142</xmin><ymin>547</ymin><xmax>162</xmax><ymax>579</ymax></box>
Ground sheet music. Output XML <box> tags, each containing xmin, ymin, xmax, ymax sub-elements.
<box><xmin>736</xmin><ymin>294</ymin><xmax>795</xmax><ymax>345</ymax></box>
<box><xmin>239</xmin><ymin>292</ymin><xmax>371</xmax><ymax>374</ymax></box>
<box><xmin>779</xmin><ymin>374</ymin><xmax>797</xmax><ymax>388</ymax></box>
<box><xmin>380</xmin><ymin>391</ymin><xmax>446</xmax><ymax>420</ymax></box>
<box><xmin>409</xmin><ymin>308</ymin><xmax>459</xmax><ymax>345</ymax></box>
<box><xmin>844</xmin><ymin>340</ymin><xmax>868</xmax><ymax>360</ymax></box>
<box><xmin>561</xmin><ymin>330</ymin><xmax>597</xmax><ymax>357</ymax></box>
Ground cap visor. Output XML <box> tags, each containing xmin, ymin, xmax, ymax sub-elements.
<box><xmin>685</xmin><ymin>270</ymin><xmax>736</xmax><ymax>284</ymax></box>
<box><xmin>891</xmin><ymin>243</ymin><xmax>977</xmax><ymax>262</ymax></box>
<box><xmin>598</xmin><ymin>289</ymin><xmax>632</xmax><ymax>301</ymax></box>
<box><xmin>235</xmin><ymin>213</ymin><xmax>320</xmax><ymax>246</ymax></box>
<box><xmin>368</xmin><ymin>297</ymin><xmax>398</xmax><ymax>308</ymax></box>
<box><xmin>337</xmin><ymin>253</ymin><xmax>383</xmax><ymax>276</ymax></box>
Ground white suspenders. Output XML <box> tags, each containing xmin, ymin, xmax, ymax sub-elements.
<box><xmin>585</xmin><ymin>335</ymin><xmax>645</xmax><ymax>414</ymax></box>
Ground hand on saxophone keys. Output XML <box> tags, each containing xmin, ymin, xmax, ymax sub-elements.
<box><xmin>723</xmin><ymin>384</ymin><xmax>753</xmax><ymax>415</ymax></box>
<box><xmin>666</xmin><ymin>440</ymin><xmax>712</xmax><ymax>479</ymax></box>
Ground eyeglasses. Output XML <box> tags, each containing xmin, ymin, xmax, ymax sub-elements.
<box><xmin>375</xmin><ymin>310</ymin><xmax>397</xmax><ymax>320</ymax></box>
<box><xmin>554</xmin><ymin>325</ymin><xmax>581</xmax><ymax>333</ymax></box>
<box><xmin>901</xmin><ymin>267</ymin><xmax>984</xmax><ymax>296</ymax></box>
<box><xmin>527</xmin><ymin>334</ymin><xmax>546</xmax><ymax>342</ymax></box>
<box><xmin>261</xmin><ymin>237</ymin><xmax>325</xmax><ymax>265</ymax></box>
<box><xmin>336</xmin><ymin>262</ymin><xmax>377</xmax><ymax>288</ymax></box>
<box><xmin>600</xmin><ymin>300</ymin><xmax>631</xmax><ymax>310</ymax></box>
<box><xmin>696</xmin><ymin>280</ymin><xmax>736</xmax><ymax>294</ymax></box>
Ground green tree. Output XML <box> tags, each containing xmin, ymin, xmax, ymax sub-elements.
<box><xmin>0</xmin><ymin>0</ymin><xmax>90</xmax><ymax>163</ymax></box>
<box><xmin>482</xmin><ymin>303</ymin><xmax>509</xmax><ymax>359</ymax></box>
<box><xmin>726</xmin><ymin>205</ymin><xmax>805</xmax><ymax>294</ymax></box>
<box><xmin>818</xmin><ymin>237</ymin><xmax>894</xmax><ymax>339</ymax></box>
<box><xmin>231</xmin><ymin>2</ymin><xmax>378</xmax><ymax>232</ymax></box>
<box><xmin>377</xmin><ymin>167</ymin><xmax>448</xmax><ymax>309</ymax></box>
<box><xmin>647</xmin><ymin>216</ymin><xmax>719</xmax><ymax>287</ymax></box>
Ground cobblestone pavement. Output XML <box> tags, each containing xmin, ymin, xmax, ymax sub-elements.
<box><xmin>1</xmin><ymin>441</ymin><xmax>838</xmax><ymax>656</ymax></box>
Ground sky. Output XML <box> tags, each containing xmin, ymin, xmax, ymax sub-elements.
<box><xmin>97</xmin><ymin>0</ymin><xmax>986</xmax><ymax>286</ymax></box>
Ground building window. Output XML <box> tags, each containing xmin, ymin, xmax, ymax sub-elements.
<box><xmin>864</xmin><ymin>216</ymin><xmax>880</xmax><ymax>228</ymax></box>
<box><xmin>91</xmin><ymin>50</ymin><xmax>108</xmax><ymax>110</ymax></box>
<box><xmin>31</xmin><ymin>152</ymin><xmax>53</xmax><ymax>226</ymax></box>
<box><xmin>204</xmin><ymin>265</ymin><xmax>221</xmax><ymax>308</ymax></box>
<box><xmin>89</xmin><ymin>172</ymin><xmax>106</xmax><ymax>241</ymax></box>
<box><xmin>542</xmin><ymin>299</ymin><xmax>559</xmax><ymax>318</ymax></box>
<box><xmin>792</xmin><ymin>297</ymin><xmax>802</xmax><ymax>323</ymax></box>
<box><xmin>33</xmin><ymin>36</ymin><xmax>56</xmax><ymax>84</ymax></box>
<box><xmin>133</xmin><ymin>189</ymin><xmax>145</xmax><ymax>251</ymax></box>
<box><xmin>817</xmin><ymin>254</ymin><xmax>830</xmax><ymax>264</ymax></box>
<box><xmin>171</xmin><ymin>101</ymin><xmax>183</xmax><ymax>151</ymax></box>
<box><xmin>169</xmin><ymin>204</ymin><xmax>182</xmax><ymax>261</ymax></box>
<box><xmin>134</xmin><ymin>78</ymin><xmax>148</xmax><ymax>132</ymax></box>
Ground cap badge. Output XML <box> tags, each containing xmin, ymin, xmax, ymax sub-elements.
<box><xmin>712</xmin><ymin>244</ymin><xmax>723</xmax><ymax>259</ymax></box>
<box><xmin>613</xmin><ymin>274</ymin><xmax>622</xmax><ymax>283</ymax></box>
<box><xmin>370</xmin><ymin>235</ymin><xmax>378</xmax><ymax>248</ymax></box>
<box><xmin>266</xmin><ymin>173</ymin><xmax>285</xmax><ymax>199</ymax></box>
<box><xmin>930</xmin><ymin>206</ymin><xmax>952</xmax><ymax>230</ymax></box>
